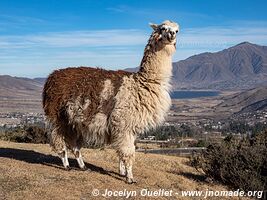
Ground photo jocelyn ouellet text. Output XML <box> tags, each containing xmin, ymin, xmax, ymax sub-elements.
<box><xmin>88</xmin><ymin>188</ymin><xmax>264</xmax><ymax>199</ymax></box>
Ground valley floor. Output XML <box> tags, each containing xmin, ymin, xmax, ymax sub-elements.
<box><xmin>0</xmin><ymin>141</ymin><xmax>249</xmax><ymax>200</ymax></box>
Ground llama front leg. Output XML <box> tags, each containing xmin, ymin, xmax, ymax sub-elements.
<box><xmin>123</xmin><ymin>154</ymin><xmax>135</xmax><ymax>184</ymax></box>
<box><xmin>118</xmin><ymin>140</ymin><xmax>136</xmax><ymax>184</ymax></box>
<box><xmin>119</xmin><ymin>158</ymin><xmax>126</xmax><ymax>176</ymax></box>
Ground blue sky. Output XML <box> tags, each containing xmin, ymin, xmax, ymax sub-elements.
<box><xmin>1</xmin><ymin>0</ymin><xmax>267</xmax><ymax>77</ymax></box>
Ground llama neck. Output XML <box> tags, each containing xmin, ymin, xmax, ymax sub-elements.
<box><xmin>136</xmin><ymin>43</ymin><xmax>174</xmax><ymax>85</ymax></box>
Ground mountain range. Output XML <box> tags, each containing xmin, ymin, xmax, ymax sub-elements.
<box><xmin>125</xmin><ymin>42</ymin><xmax>267</xmax><ymax>90</ymax></box>
<box><xmin>172</xmin><ymin>42</ymin><xmax>267</xmax><ymax>90</ymax></box>
<box><xmin>0</xmin><ymin>42</ymin><xmax>267</xmax><ymax>96</ymax></box>
<box><xmin>0</xmin><ymin>75</ymin><xmax>43</xmax><ymax>113</ymax></box>
<box><xmin>1</xmin><ymin>42</ymin><xmax>267</xmax><ymax>92</ymax></box>
<box><xmin>0</xmin><ymin>75</ymin><xmax>42</xmax><ymax>99</ymax></box>
<box><xmin>1</xmin><ymin>41</ymin><xmax>267</xmax><ymax>113</ymax></box>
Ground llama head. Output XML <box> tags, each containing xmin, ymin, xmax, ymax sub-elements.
<box><xmin>149</xmin><ymin>20</ymin><xmax>179</xmax><ymax>47</ymax></box>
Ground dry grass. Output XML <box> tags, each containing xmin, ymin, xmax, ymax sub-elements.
<box><xmin>0</xmin><ymin>140</ymin><xmax>249</xmax><ymax>200</ymax></box>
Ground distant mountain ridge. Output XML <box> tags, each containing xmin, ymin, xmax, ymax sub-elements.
<box><xmin>0</xmin><ymin>75</ymin><xmax>43</xmax><ymax>112</ymax></box>
<box><xmin>172</xmin><ymin>42</ymin><xmax>267</xmax><ymax>90</ymax></box>
<box><xmin>1</xmin><ymin>42</ymin><xmax>267</xmax><ymax>95</ymax></box>
<box><xmin>0</xmin><ymin>75</ymin><xmax>42</xmax><ymax>101</ymax></box>
<box><xmin>124</xmin><ymin>42</ymin><xmax>267</xmax><ymax>90</ymax></box>
<box><xmin>0</xmin><ymin>75</ymin><xmax>42</xmax><ymax>92</ymax></box>
<box><xmin>33</xmin><ymin>78</ymin><xmax>47</xmax><ymax>84</ymax></box>
<box><xmin>1</xmin><ymin>43</ymin><xmax>267</xmax><ymax>113</ymax></box>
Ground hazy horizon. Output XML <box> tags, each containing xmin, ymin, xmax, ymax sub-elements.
<box><xmin>0</xmin><ymin>41</ymin><xmax>263</xmax><ymax>79</ymax></box>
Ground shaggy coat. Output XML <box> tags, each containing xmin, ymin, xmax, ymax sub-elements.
<box><xmin>43</xmin><ymin>20</ymin><xmax>179</xmax><ymax>183</ymax></box>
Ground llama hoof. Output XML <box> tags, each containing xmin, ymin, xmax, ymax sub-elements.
<box><xmin>119</xmin><ymin>172</ymin><xmax>126</xmax><ymax>177</ymax></box>
<box><xmin>65</xmin><ymin>166</ymin><xmax>71</xmax><ymax>171</ymax></box>
<box><xmin>126</xmin><ymin>178</ymin><xmax>137</xmax><ymax>184</ymax></box>
<box><xmin>80</xmin><ymin>166</ymin><xmax>88</xmax><ymax>171</ymax></box>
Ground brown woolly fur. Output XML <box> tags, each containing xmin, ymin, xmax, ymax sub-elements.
<box><xmin>43</xmin><ymin>67</ymin><xmax>131</xmax><ymax>123</ymax></box>
<box><xmin>43</xmin><ymin>20</ymin><xmax>179</xmax><ymax>183</ymax></box>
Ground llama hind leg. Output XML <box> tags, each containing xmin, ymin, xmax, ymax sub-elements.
<box><xmin>50</xmin><ymin>128</ymin><xmax>70</xmax><ymax>170</ymax></box>
<box><xmin>71</xmin><ymin>135</ymin><xmax>86</xmax><ymax>170</ymax></box>
<box><xmin>58</xmin><ymin>147</ymin><xmax>70</xmax><ymax>170</ymax></box>
<box><xmin>73</xmin><ymin>147</ymin><xmax>87</xmax><ymax>170</ymax></box>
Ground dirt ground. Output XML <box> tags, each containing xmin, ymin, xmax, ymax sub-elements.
<box><xmin>0</xmin><ymin>140</ymin><xmax>248</xmax><ymax>200</ymax></box>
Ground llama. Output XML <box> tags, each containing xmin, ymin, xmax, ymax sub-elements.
<box><xmin>43</xmin><ymin>20</ymin><xmax>179</xmax><ymax>183</ymax></box>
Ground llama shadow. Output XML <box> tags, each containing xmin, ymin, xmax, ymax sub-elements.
<box><xmin>0</xmin><ymin>147</ymin><xmax>122</xmax><ymax>180</ymax></box>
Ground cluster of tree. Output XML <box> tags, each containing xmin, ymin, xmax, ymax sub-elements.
<box><xmin>191</xmin><ymin>131</ymin><xmax>267</xmax><ymax>193</ymax></box>
<box><xmin>222</xmin><ymin>121</ymin><xmax>267</xmax><ymax>135</ymax></box>
<box><xmin>0</xmin><ymin>125</ymin><xmax>48</xmax><ymax>144</ymax></box>
<box><xmin>141</xmin><ymin>124</ymin><xmax>199</xmax><ymax>140</ymax></box>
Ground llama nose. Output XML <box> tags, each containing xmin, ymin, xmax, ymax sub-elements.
<box><xmin>169</xmin><ymin>31</ymin><xmax>176</xmax><ymax>39</ymax></box>
<box><xmin>170</xmin><ymin>31</ymin><xmax>175</xmax><ymax>36</ymax></box>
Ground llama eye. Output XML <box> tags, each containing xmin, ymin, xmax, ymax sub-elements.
<box><xmin>161</xmin><ymin>27</ymin><xmax>166</xmax><ymax>31</ymax></box>
<box><xmin>175</xmin><ymin>30</ymin><xmax>178</xmax><ymax>33</ymax></box>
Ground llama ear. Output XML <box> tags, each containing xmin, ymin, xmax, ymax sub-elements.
<box><xmin>149</xmin><ymin>23</ymin><xmax>158</xmax><ymax>30</ymax></box>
